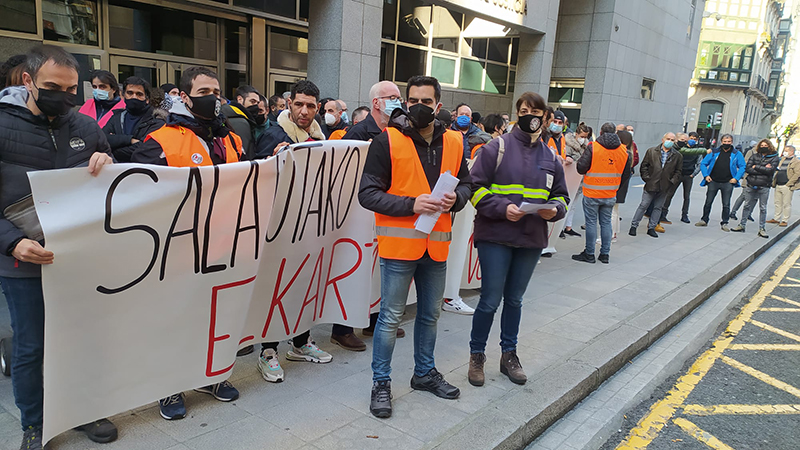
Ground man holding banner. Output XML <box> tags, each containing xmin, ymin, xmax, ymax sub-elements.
<box><xmin>359</xmin><ymin>76</ymin><xmax>472</xmax><ymax>418</ymax></box>
<box><xmin>0</xmin><ymin>45</ymin><xmax>115</xmax><ymax>449</ymax></box>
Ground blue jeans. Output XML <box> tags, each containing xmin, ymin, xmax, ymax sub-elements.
<box><xmin>372</xmin><ymin>254</ymin><xmax>446</xmax><ymax>382</ymax></box>
<box><xmin>583</xmin><ymin>196</ymin><xmax>616</xmax><ymax>256</ymax></box>
<box><xmin>0</xmin><ymin>277</ymin><xmax>44</xmax><ymax>429</ymax></box>
<box><xmin>470</xmin><ymin>242</ymin><xmax>541</xmax><ymax>354</ymax></box>
<box><xmin>740</xmin><ymin>186</ymin><xmax>770</xmax><ymax>229</ymax></box>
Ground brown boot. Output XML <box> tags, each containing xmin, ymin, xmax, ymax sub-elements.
<box><xmin>500</xmin><ymin>350</ymin><xmax>527</xmax><ymax>385</ymax></box>
<box><xmin>468</xmin><ymin>353</ymin><xmax>486</xmax><ymax>386</ymax></box>
<box><xmin>330</xmin><ymin>333</ymin><xmax>367</xmax><ymax>351</ymax></box>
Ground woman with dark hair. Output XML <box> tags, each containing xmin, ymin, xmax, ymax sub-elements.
<box><xmin>560</xmin><ymin>122</ymin><xmax>591</xmax><ymax>238</ymax></box>
<box><xmin>0</xmin><ymin>55</ymin><xmax>26</xmax><ymax>87</ymax></box>
<box><xmin>467</xmin><ymin>92</ymin><xmax>569</xmax><ymax>387</ymax></box>
<box><xmin>78</xmin><ymin>69</ymin><xmax>125</xmax><ymax>127</ymax></box>
<box><xmin>732</xmin><ymin>139</ymin><xmax>780</xmax><ymax>237</ymax></box>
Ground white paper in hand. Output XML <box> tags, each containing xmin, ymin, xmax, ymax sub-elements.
<box><xmin>415</xmin><ymin>171</ymin><xmax>460</xmax><ymax>234</ymax></box>
<box><xmin>519</xmin><ymin>202</ymin><xmax>552</xmax><ymax>214</ymax></box>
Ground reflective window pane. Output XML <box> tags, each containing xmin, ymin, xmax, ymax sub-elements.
<box><xmin>464</xmin><ymin>38</ymin><xmax>487</xmax><ymax>59</ymax></box>
<box><xmin>270</xmin><ymin>28</ymin><xmax>308</xmax><ymax>72</ymax></box>
<box><xmin>75</xmin><ymin>54</ymin><xmax>101</xmax><ymax>104</ymax></box>
<box><xmin>398</xmin><ymin>0</ymin><xmax>430</xmax><ymax>46</ymax></box>
<box><xmin>510</xmin><ymin>38</ymin><xmax>519</xmax><ymax>66</ymax></box>
<box><xmin>234</xmin><ymin>0</ymin><xmax>297</xmax><ymax>18</ymax></box>
<box><xmin>459</xmin><ymin>59</ymin><xmax>483</xmax><ymax>91</ymax></box>
<box><xmin>431</xmin><ymin>56</ymin><xmax>456</xmax><ymax>85</ymax></box>
<box><xmin>431</xmin><ymin>6</ymin><xmax>461</xmax><ymax>53</ymax></box>
<box><xmin>1</xmin><ymin>1</ymin><xmax>37</xmax><ymax>34</ymax></box>
<box><xmin>394</xmin><ymin>45</ymin><xmax>426</xmax><ymax>84</ymax></box>
<box><xmin>484</xmin><ymin>63</ymin><xmax>507</xmax><ymax>94</ymax></box>
<box><xmin>43</xmin><ymin>0</ymin><xmax>99</xmax><ymax>46</ymax></box>
<box><xmin>226</xmin><ymin>69</ymin><xmax>248</xmax><ymax>100</ymax></box>
<box><xmin>487</xmin><ymin>38</ymin><xmax>510</xmax><ymax>63</ymax></box>
<box><xmin>299</xmin><ymin>0</ymin><xmax>310</xmax><ymax>21</ymax></box>
<box><xmin>509</xmin><ymin>70</ymin><xmax>515</xmax><ymax>93</ymax></box>
<box><xmin>382</xmin><ymin>0</ymin><xmax>397</xmax><ymax>40</ymax></box>
<box><xmin>109</xmin><ymin>2</ymin><xmax>217</xmax><ymax>60</ymax></box>
<box><xmin>381</xmin><ymin>43</ymin><xmax>395</xmax><ymax>81</ymax></box>
<box><xmin>225</xmin><ymin>20</ymin><xmax>248</xmax><ymax>65</ymax></box>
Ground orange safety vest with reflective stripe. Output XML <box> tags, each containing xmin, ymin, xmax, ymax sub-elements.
<box><xmin>548</xmin><ymin>136</ymin><xmax>566</xmax><ymax>159</ymax></box>
<box><xmin>374</xmin><ymin>127</ymin><xmax>462</xmax><ymax>262</ymax></box>
<box><xmin>470</xmin><ymin>143</ymin><xmax>485</xmax><ymax>159</ymax></box>
<box><xmin>330</xmin><ymin>129</ymin><xmax>347</xmax><ymax>140</ymax></box>
<box><xmin>583</xmin><ymin>142</ymin><xmax>628</xmax><ymax>198</ymax></box>
<box><xmin>145</xmin><ymin>125</ymin><xmax>243</xmax><ymax>167</ymax></box>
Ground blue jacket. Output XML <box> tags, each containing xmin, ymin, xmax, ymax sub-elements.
<box><xmin>700</xmin><ymin>148</ymin><xmax>747</xmax><ymax>187</ymax></box>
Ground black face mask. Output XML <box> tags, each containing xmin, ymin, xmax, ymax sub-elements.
<box><xmin>125</xmin><ymin>98</ymin><xmax>149</xmax><ymax>116</ymax></box>
<box><xmin>245</xmin><ymin>104</ymin><xmax>261</xmax><ymax>120</ymax></box>
<box><xmin>255</xmin><ymin>113</ymin><xmax>267</xmax><ymax>125</ymax></box>
<box><xmin>517</xmin><ymin>114</ymin><xmax>543</xmax><ymax>134</ymax></box>
<box><xmin>408</xmin><ymin>103</ymin><xmax>436</xmax><ymax>129</ymax></box>
<box><xmin>676</xmin><ymin>141</ymin><xmax>687</xmax><ymax>149</ymax></box>
<box><xmin>721</xmin><ymin>144</ymin><xmax>733</xmax><ymax>151</ymax></box>
<box><xmin>187</xmin><ymin>94</ymin><xmax>221</xmax><ymax>121</ymax></box>
<box><xmin>32</xmin><ymin>83</ymin><xmax>76</xmax><ymax>117</ymax></box>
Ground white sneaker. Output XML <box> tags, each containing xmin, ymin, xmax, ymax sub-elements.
<box><xmin>257</xmin><ymin>348</ymin><xmax>285</xmax><ymax>383</ymax></box>
<box><xmin>286</xmin><ymin>337</ymin><xmax>332</xmax><ymax>363</ymax></box>
<box><xmin>442</xmin><ymin>297</ymin><xmax>475</xmax><ymax>315</ymax></box>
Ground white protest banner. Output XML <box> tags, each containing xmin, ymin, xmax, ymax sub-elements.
<box><xmin>30</xmin><ymin>140</ymin><xmax>373</xmax><ymax>443</ymax></box>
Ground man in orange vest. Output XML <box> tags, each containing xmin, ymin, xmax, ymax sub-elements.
<box><xmin>132</xmin><ymin>66</ymin><xmax>244</xmax><ymax>421</ymax></box>
<box><xmin>359</xmin><ymin>76</ymin><xmax>472</xmax><ymax>419</ymax></box>
<box><xmin>572</xmin><ymin>122</ymin><xmax>631</xmax><ymax>264</ymax></box>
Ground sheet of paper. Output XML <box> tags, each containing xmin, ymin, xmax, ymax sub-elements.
<box><xmin>519</xmin><ymin>202</ymin><xmax>553</xmax><ymax>214</ymax></box>
<box><xmin>415</xmin><ymin>171</ymin><xmax>460</xmax><ymax>234</ymax></box>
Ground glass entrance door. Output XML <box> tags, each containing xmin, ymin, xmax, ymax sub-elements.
<box><xmin>269</xmin><ymin>73</ymin><xmax>305</xmax><ymax>98</ymax></box>
<box><xmin>110</xmin><ymin>56</ymin><xmax>168</xmax><ymax>89</ymax></box>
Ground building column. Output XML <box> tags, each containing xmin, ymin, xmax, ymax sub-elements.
<box><xmin>513</xmin><ymin>4</ymin><xmax>560</xmax><ymax>109</ymax></box>
<box><xmin>307</xmin><ymin>0</ymin><xmax>382</xmax><ymax>109</ymax></box>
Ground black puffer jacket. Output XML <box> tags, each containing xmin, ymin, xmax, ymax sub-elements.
<box><xmin>744</xmin><ymin>151</ymin><xmax>780</xmax><ymax>188</ymax></box>
<box><xmin>102</xmin><ymin>106</ymin><xmax>165</xmax><ymax>162</ymax></box>
<box><xmin>0</xmin><ymin>86</ymin><xmax>112</xmax><ymax>277</ymax></box>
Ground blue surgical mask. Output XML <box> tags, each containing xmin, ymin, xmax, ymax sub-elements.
<box><xmin>663</xmin><ymin>141</ymin><xmax>674</xmax><ymax>149</ymax></box>
<box><xmin>93</xmin><ymin>88</ymin><xmax>110</xmax><ymax>101</ymax></box>
<box><xmin>383</xmin><ymin>98</ymin><xmax>402</xmax><ymax>117</ymax></box>
<box><xmin>688</xmin><ymin>139</ymin><xmax>697</xmax><ymax>147</ymax></box>
<box><xmin>341</xmin><ymin>111</ymin><xmax>349</xmax><ymax>123</ymax></box>
<box><xmin>549</xmin><ymin>123</ymin><xmax>562</xmax><ymax>134</ymax></box>
<box><xmin>456</xmin><ymin>115</ymin><xmax>471</xmax><ymax>129</ymax></box>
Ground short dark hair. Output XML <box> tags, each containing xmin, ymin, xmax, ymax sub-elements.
<box><xmin>291</xmin><ymin>80</ymin><xmax>320</xmax><ymax>101</ymax></box>
<box><xmin>482</xmin><ymin>113</ymin><xmax>504</xmax><ymax>134</ymax></box>
<box><xmin>720</xmin><ymin>133</ymin><xmax>733</xmax><ymax>141</ymax></box>
<box><xmin>235</xmin><ymin>85</ymin><xmax>259</xmax><ymax>102</ymax></box>
<box><xmin>515</xmin><ymin>92</ymin><xmax>547</xmax><ymax>114</ymax></box>
<box><xmin>689</xmin><ymin>131</ymin><xmax>699</xmax><ymax>138</ymax></box>
<box><xmin>268</xmin><ymin>94</ymin><xmax>282</xmax><ymax>108</ymax></box>
<box><xmin>437</xmin><ymin>108</ymin><xmax>452</xmax><ymax>127</ymax></box>
<box><xmin>455</xmin><ymin>103</ymin><xmax>470</xmax><ymax>114</ymax></box>
<box><xmin>179</xmin><ymin>66</ymin><xmax>219</xmax><ymax>94</ymax></box>
<box><xmin>471</xmin><ymin>111</ymin><xmax>481</xmax><ymax>124</ymax></box>
<box><xmin>122</xmin><ymin>76</ymin><xmax>152</xmax><ymax>99</ymax></box>
<box><xmin>91</xmin><ymin>70</ymin><xmax>120</xmax><ymax>96</ymax></box>
<box><xmin>25</xmin><ymin>45</ymin><xmax>79</xmax><ymax>80</ymax></box>
<box><xmin>600</xmin><ymin>122</ymin><xmax>617</xmax><ymax>135</ymax></box>
<box><xmin>160</xmin><ymin>83</ymin><xmax>177</xmax><ymax>94</ymax></box>
<box><xmin>406</xmin><ymin>76</ymin><xmax>441</xmax><ymax>103</ymax></box>
<box><xmin>353</xmin><ymin>105</ymin><xmax>370</xmax><ymax>117</ymax></box>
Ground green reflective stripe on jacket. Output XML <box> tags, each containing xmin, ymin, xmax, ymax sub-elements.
<box><xmin>471</xmin><ymin>187</ymin><xmax>491</xmax><ymax>206</ymax></box>
<box><xmin>551</xmin><ymin>196</ymin><xmax>567</xmax><ymax>206</ymax></box>
<box><xmin>490</xmin><ymin>184</ymin><xmax>549</xmax><ymax>198</ymax></box>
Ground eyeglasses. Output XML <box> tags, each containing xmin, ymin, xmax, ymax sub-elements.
<box><xmin>377</xmin><ymin>95</ymin><xmax>403</xmax><ymax>102</ymax></box>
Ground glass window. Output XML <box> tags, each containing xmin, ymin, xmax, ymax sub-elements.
<box><xmin>382</xmin><ymin>0</ymin><xmax>397</xmax><ymax>40</ymax></box>
<box><xmin>730</xmin><ymin>72</ymin><xmax>739</xmax><ymax>81</ymax></box>
<box><xmin>487</xmin><ymin>38</ymin><xmax>510</xmax><ymax>64</ymax></box>
<box><xmin>226</xmin><ymin>69</ymin><xmax>248</xmax><ymax>100</ymax></box>
<box><xmin>394</xmin><ymin>45</ymin><xmax>425</xmax><ymax>83</ymax></box>
<box><xmin>431</xmin><ymin>6</ymin><xmax>461</xmax><ymax>53</ymax></box>
<box><xmin>510</xmin><ymin>38</ymin><xmax>519</xmax><ymax>66</ymax></box>
<box><xmin>380</xmin><ymin>43</ymin><xmax>395</xmax><ymax>81</ymax></box>
<box><xmin>1</xmin><ymin>1</ymin><xmax>37</xmax><ymax>34</ymax></box>
<box><xmin>731</xmin><ymin>52</ymin><xmax>741</xmax><ymax>68</ymax></box>
<box><xmin>470</xmin><ymin>38</ymin><xmax>488</xmax><ymax>59</ymax></box>
<box><xmin>397</xmin><ymin>0</ymin><xmax>430</xmax><ymax>46</ymax></box>
<box><xmin>109</xmin><ymin>2</ymin><xmax>217</xmax><ymax>60</ymax></box>
<box><xmin>459</xmin><ymin>59</ymin><xmax>483</xmax><ymax>91</ymax></box>
<box><xmin>509</xmin><ymin>70</ymin><xmax>515</xmax><ymax>93</ymax></box>
<box><xmin>234</xmin><ymin>0</ymin><xmax>297</xmax><ymax>18</ymax></box>
<box><xmin>299</xmin><ymin>0</ymin><xmax>309</xmax><ymax>22</ymax></box>
<box><xmin>225</xmin><ymin>20</ymin><xmax>248</xmax><ymax>65</ymax></box>
<box><xmin>43</xmin><ymin>0</ymin><xmax>99</xmax><ymax>46</ymax></box>
<box><xmin>718</xmin><ymin>71</ymin><xmax>729</xmax><ymax>81</ymax></box>
<box><xmin>431</xmin><ymin>56</ymin><xmax>456</xmax><ymax>85</ymax></box>
<box><xmin>270</xmin><ymin>27</ymin><xmax>308</xmax><ymax>72</ymax></box>
<box><xmin>641</xmin><ymin>78</ymin><xmax>655</xmax><ymax>100</ymax></box>
<box><xmin>75</xmin><ymin>54</ymin><xmax>101</xmax><ymax>104</ymax></box>
<box><xmin>484</xmin><ymin>63</ymin><xmax>506</xmax><ymax>94</ymax></box>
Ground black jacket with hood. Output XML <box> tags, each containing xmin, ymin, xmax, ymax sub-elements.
<box><xmin>101</xmin><ymin>106</ymin><xmax>165</xmax><ymax>162</ymax></box>
<box><xmin>222</xmin><ymin>101</ymin><xmax>257</xmax><ymax>159</ymax></box>
<box><xmin>359</xmin><ymin>109</ymin><xmax>472</xmax><ymax>219</ymax></box>
<box><xmin>745</xmin><ymin>151</ymin><xmax>780</xmax><ymax>188</ymax></box>
<box><xmin>0</xmin><ymin>86</ymin><xmax>112</xmax><ymax>277</ymax></box>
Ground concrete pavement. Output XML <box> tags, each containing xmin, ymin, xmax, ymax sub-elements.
<box><xmin>0</xmin><ymin>179</ymin><xmax>798</xmax><ymax>450</ymax></box>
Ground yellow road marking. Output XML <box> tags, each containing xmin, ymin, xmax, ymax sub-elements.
<box><xmin>720</xmin><ymin>355</ymin><xmax>800</xmax><ymax>398</ymax></box>
<box><xmin>758</xmin><ymin>307</ymin><xmax>800</xmax><ymax>312</ymax></box>
<box><xmin>728</xmin><ymin>344</ymin><xmax>800</xmax><ymax>350</ymax></box>
<box><xmin>750</xmin><ymin>319</ymin><xmax>800</xmax><ymax>342</ymax></box>
<box><xmin>770</xmin><ymin>295</ymin><xmax>800</xmax><ymax>308</ymax></box>
<box><xmin>672</xmin><ymin>418</ymin><xmax>735</xmax><ymax>450</ymax></box>
<box><xmin>615</xmin><ymin>244</ymin><xmax>800</xmax><ymax>449</ymax></box>
<box><xmin>784</xmin><ymin>276</ymin><xmax>800</xmax><ymax>283</ymax></box>
<box><xmin>683</xmin><ymin>404</ymin><xmax>800</xmax><ymax>415</ymax></box>
<box><xmin>777</xmin><ymin>284</ymin><xmax>800</xmax><ymax>287</ymax></box>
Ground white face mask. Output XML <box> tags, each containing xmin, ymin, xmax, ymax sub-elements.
<box><xmin>325</xmin><ymin>112</ymin><xmax>337</xmax><ymax>126</ymax></box>
<box><xmin>578</xmin><ymin>137</ymin><xmax>587</xmax><ymax>145</ymax></box>
<box><xmin>628</xmin><ymin>131</ymin><xmax>634</xmax><ymax>138</ymax></box>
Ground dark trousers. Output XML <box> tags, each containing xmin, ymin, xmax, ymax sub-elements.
<box><xmin>645</xmin><ymin>181</ymin><xmax>681</xmax><ymax>220</ymax></box>
<box><xmin>263</xmin><ymin>329</ymin><xmax>310</xmax><ymax>351</ymax></box>
<box><xmin>680</xmin><ymin>175</ymin><xmax>695</xmax><ymax>217</ymax></box>
<box><xmin>331</xmin><ymin>312</ymin><xmax>380</xmax><ymax>336</ymax></box>
<box><xmin>0</xmin><ymin>276</ymin><xmax>44</xmax><ymax>429</ymax></box>
<box><xmin>701</xmin><ymin>181</ymin><xmax>735</xmax><ymax>225</ymax></box>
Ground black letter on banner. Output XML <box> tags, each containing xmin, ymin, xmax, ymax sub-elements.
<box><xmin>265</xmin><ymin>155</ymin><xmax>296</xmax><ymax>243</ymax></box>
<box><xmin>297</xmin><ymin>150</ymin><xmax>326</xmax><ymax>241</ymax></box>
<box><xmin>231</xmin><ymin>161</ymin><xmax>260</xmax><ymax>268</ymax></box>
<box><xmin>291</xmin><ymin>148</ymin><xmax>312</xmax><ymax>244</ymax></box>
<box><xmin>323</xmin><ymin>146</ymin><xmax>340</xmax><ymax>235</ymax></box>
<box><xmin>97</xmin><ymin>168</ymin><xmax>160</xmax><ymax>294</ymax></box>
<box><xmin>336</xmin><ymin>146</ymin><xmax>361</xmax><ymax>228</ymax></box>
<box><xmin>161</xmin><ymin>168</ymin><xmax>202</xmax><ymax>280</ymax></box>
<box><xmin>202</xmin><ymin>165</ymin><xmax>226</xmax><ymax>274</ymax></box>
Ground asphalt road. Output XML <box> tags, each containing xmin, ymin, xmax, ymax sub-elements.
<box><xmin>604</xmin><ymin>240</ymin><xmax>800</xmax><ymax>450</ymax></box>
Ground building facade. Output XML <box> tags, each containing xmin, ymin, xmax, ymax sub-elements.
<box><xmin>686</xmin><ymin>0</ymin><xmax>792</xmax><ymax>147</ymax></box>
<box><xmin>1</xmin><ymin>0</ymin><xmax>702</xmax><ymax>154</ymax></box>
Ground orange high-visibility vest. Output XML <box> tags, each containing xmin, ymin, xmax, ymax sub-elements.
<box><xmin>548</xmin><ymin>136</ymin><xmax>566</xmax><ymax>159</ymax></box>
<box><xmin>330</xmin><ymin>129</ymin><xmax>347</xmax><ymax>140</ymax></box>
<box><xmin>470</xmin><ymin>143</ymin><xmax>485</xmax><ymax>159</ymax></box>
<box><xmin>145</xmin><ymin>125</ymin><xmax>243</xmax><ymax>167</ymax></box>
<box><xmin>583</xmin><ymin>142</ymin><xmax>628</xmax><ymax>198</ymax></box>
<box><xmin>78</xmin><ymin>98</ymin><xmax>125</xmax><ymax>128</ymax></box>
<box><xmin>374</xmin><ymin>127</ymin><xmax>462</xmax><ymax>262</ymax></box>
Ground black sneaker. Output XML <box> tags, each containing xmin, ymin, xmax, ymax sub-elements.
<box><xmin>195</xmin><ymin>380</ymin><xmax>239</xmax><ymax>402</ymax></box>
<box><xmin>559</xmin><ymin>230</ymin><xmax>566</xmax><ymax>239</ymax></box>
<box><xmin>236</xmin><ymin>345</ymin><xmax>254</xmax><ymax>357</ymax></box>
<box><xmin>75</xmin><ymin>418</ymin><xmax>118</xmax><ymax>443</ymax></box>
<box><xmin>628</xmin><ymin>226</ymin><xmax>636</xmax><ymax>236</ymax></box>
<box><xmin>571</xmin><ymin>251</ymin><xmax>596</xmax><ymax>263</ymax></box>
<box><xmin>564</xmin><ymin>228</ymin><xmax>582</xmax><ymax>237</ymax></box>
<box><xmin>370</xmin><ymin>380</ymin><xmax>392</xmax><ymax>418</ymax></box>
<box><xmin>159</xmin><ymin>393</ymin><xmax>187</xmax><ymax>420</ymax></box>
<box><xmin>729</xmin><ymin>212</ymin><xmax>738</xmax><ymax>221</ymax></box>
<box><xmin>598</xmin><ymin>254</ymin><xmax>609</xmax><ymax>264</ymax></box>
<box><xmin>748</xmin><ymin>215</ymin><xmax>755</xmax><ymax>222</ymax></box>
<box><xmin>20</xmin><ymin>426</ymin><xmax>42</xmax><ymax>450</ymax></box>
<box><xmin>540</xmin><ymin>252</ymin><xmax>553</xmax><ymax>258</ymax></box>
<box><xmin>410</xmin><ymin>368</ymin><xmax>460</xmax><ymax>399</ymax></box>
<box><xmin>681</xmin><ymin>215</ymin><xmax>690</xmax><ymax>223</ymax></box>
<box><xmin>647</xmin><ymin>228</ymin><xmax>659</xmax><ymax>238</ymax></box>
